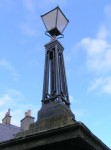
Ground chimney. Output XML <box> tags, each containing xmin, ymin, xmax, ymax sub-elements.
<box><xmin>21</xmin><ymin>110</ymin><xmax>34</xmax><ymax>131</ymax></box>
<box><xmin>2</xmin><ymin>109</ymin><xmax>12</xmax><ymax>125</ymax></box>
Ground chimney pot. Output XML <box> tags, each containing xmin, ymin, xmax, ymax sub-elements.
<box><xmin>25</xmin><ymin>110</ymin><xmax>31</xmax><ymax>117</ymax></box>
<box><xmin>21</xmin><ymin>110</ymin><xmax>34</xmax><ymax>131</ymax></box>
<box><xmin>2</xmin><ymin>109</ymin><xmax>11</xmax><ymax>125</ymax></box>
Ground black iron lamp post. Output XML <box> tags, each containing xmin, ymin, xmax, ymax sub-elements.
<box><xmin>38</xmin><ymin>7</ymin><xmax>74</xmax><ymax>122</ymax></box>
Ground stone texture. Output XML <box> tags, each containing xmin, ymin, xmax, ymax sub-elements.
<box><xmin>0</xmin><ymin>122</ymin><xmax>110</xmax><ymax>150</ymax></box>
<box><xmin>16</xmin><ymin>103</ymin><xmax>75</xmax><ymax>138</ymax></box>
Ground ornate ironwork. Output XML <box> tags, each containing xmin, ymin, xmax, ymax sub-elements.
<box><xmin>42</xmin><ymin>39</ymin><xmax>70</xmax><ymax>108</ymax></box>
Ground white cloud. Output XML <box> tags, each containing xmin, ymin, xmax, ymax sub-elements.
<box><xmin>80</xmin><ymin>37</ymin><xmax>108</xmax><ymax>56</ymax></box>
<box><xmin>0</xmin><ymin>59</ymin><xmax>14</xmax><ymax>70</ymax></box>
<box><xmin>78</xmin><ymin>26</ymin><xmax>111</xmax><ymax>94</ymax></box>
<box><xmin>87</xmin><ymin>78</ymin><xmax>103</xmax><ymax>93</ymax></box>
<box><xmin>97</xmin><ymin>25</ymin><xmax>109</xmax><ymax>39</ymax></box>
<box><xmin>78</xmin><ymin>26</ymin><xmax>111</xmax><ymax>75</ymax></box>
<box><xmin>7</xmin><ymin>89</ymin><xmax>24</xmax><ymax>101</ymax></box>
<box><xmin>0</xmin><ymin>89</ymin><xmax>23</xmax><ymax>107</ymax></box>
<box><xmin>75</xmin><ymin>4</ymin><xmax>111</xmax><ymax>95</ymax></box>
<box><xmin>88</xmin><ymin>77</ymin><xmax>111</xmax><ymax>94</ymax></box>
<box><xmin>0</xmin><ymin>59</ymin><xmax>19</xmax><ymax>81</ymax></box>
<box><xmin>0</xmin><ymin>95</ymin><xmax>13</xmax><ymax>106</ymax></box>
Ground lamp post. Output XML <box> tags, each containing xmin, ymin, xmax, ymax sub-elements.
<box><xmin>38</xmin><ymin>7</ymin><xmax>75</xmax><ymax>122</ymax></box>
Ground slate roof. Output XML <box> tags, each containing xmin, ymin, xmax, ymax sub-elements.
<box><xmin>0</xmin><ymin>123</ymin><xmax>21</xmax><ymax>142</ymax></box>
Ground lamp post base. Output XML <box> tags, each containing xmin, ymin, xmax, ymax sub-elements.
<box><xmin>36</xmin><ymin>103</ymin><xmax>75</xmax><ymax>131</ymax></box>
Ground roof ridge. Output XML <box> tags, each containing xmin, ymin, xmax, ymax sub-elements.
<box><xmin>0</xmin><ymin>123</ymin><xmax>20</xmax><ymax>129</ymax></box>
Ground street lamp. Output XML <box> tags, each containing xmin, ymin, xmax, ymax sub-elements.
<box><xmin>38</xmin><ymin>6</ymin><xmax>75</xmax><ymax>123</ymax></box>
<box><xmin>41</xmin><ymin>6</ymin><xmax>69</xmax><ymax>37</ymax></box>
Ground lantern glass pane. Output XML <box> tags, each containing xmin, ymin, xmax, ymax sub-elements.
<box><xmin>42</xmin><ymin>9</ymin><xmax>57</xmax><ymax>31</ymax></box>
<box><xmin>57</xmin><ymin>9</ymin><xmax>68</xmax><ymax>33</ymax></box>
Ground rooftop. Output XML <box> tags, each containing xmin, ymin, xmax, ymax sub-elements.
<box><xmin>0</xmin><ymin>109</ymin><xmax>34</xmax><ymax>143</ymax></box>
<box><xmin>0</xmin><ymin>123</ymin><xmax>21</xmax><ymax>142</ymax></box>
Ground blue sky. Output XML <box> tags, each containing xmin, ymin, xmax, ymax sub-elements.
<box><xmin>0</xmin><ymin>0</ymin><xmax>111</xmax><ymax>148</ymax></box>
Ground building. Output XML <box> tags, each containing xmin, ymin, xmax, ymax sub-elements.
<box><xmin>0</xmin><ymin>109</ymin><xmax>34</xmax><ymax>142</ymax></box>
<box><xmin>0</xmin><ymin>109</ymin><xmax>21</xmax><ymax>142</ymax></box>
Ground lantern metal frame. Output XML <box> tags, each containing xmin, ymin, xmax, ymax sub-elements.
<box><xmin>41</xmin><ymin>6</ymin><xmax>69</xmax><ymax>38</ymax></box>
